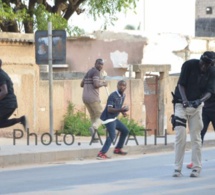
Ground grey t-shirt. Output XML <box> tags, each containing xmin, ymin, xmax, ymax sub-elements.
<box><xmin>82</xmin><ymin>67</ymin><xmax>101</xmax><ymax>104</ymax></box>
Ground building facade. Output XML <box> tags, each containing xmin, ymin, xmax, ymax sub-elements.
<box><xmin>196</xmin><ymin>0</ymin><xmax>215</xmax><ymax>36</ymax></box>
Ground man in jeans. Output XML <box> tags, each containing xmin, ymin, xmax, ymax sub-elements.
<box><xmin>0</xmin><ymin>59</ymin><xmax>28</xmax><ymax>131</ymax></box>
<box><xmin>97</xmin><ymin>80</ymin><xmax>129</xmax><ymax>160</ymax></box>
<box><xmin>81</xmin><ymin>58</ymin><xmax>107</xmax><ymax>140</ymax></box>
<box><xmin>172</xmin><ymin>51</ymin><xmax>215</xmax><ymax>177</ymax></box>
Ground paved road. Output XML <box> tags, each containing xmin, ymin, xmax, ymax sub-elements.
<box><xmin>1</xmin><ymin>131</ymin><xmax>215</xmax><ymax>167</ymax></box>
<box><xmin>0</xmin><ymin>147</ymin><xmax>215</xmax><ymax>195</ymax></box>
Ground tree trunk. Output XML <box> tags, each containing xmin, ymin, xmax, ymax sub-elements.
<box><xmin>0</xmin><ymin>0</ymin><xmax>88</xmax><ymax>33</ymax></box>
<box><xmin>0</xmin><ymin>21</ymin><xmax>19</xmax><ymax>32</ymax></box>
<box><xmin>0</xmin><ymin>23</ymin><xmax>9</xmax><ymax>32</ymax></box>
<box><xmin>64</xmin><ymin>0</ymin><xmax>86</xmax><ymax>20</ymax></box>
<box><xmin>24</xmin><ymin>21</ymin><xmax>34</xmax><ymax>33</ymax></box>
<box><xmin>8</xmin><ymin>22</ymin><xmax>19</xmax><ymax>32</ymax></box>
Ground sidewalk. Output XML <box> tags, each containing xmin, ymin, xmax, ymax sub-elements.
<box><xmin>0</xmin><ymin>131</ymin><xmax>215</xmax><ymax>168</ymax></box>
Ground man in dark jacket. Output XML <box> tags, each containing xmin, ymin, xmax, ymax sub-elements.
<box><xmin>97</xmin><ymin>80</ymin><xmax>129</xmax><ymax>160</ymax></box>
<box><xmin>0</xmin><ymin>59</ymin><xmax>28</xmax><ymax>131</ymax></box>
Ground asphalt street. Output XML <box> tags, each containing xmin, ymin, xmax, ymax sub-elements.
<box><xmin>0</xmin><ymin>147</ymin><xmax>215</xmax><ymax>195</ymax></box>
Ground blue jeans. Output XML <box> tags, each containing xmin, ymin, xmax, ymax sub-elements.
<box><xmin>100</xmin><ymin>119</ymin><xmax>129</xmax><ymax>154</ymax></box>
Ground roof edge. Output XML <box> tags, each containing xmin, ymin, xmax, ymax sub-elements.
<box><xmin>0</xmin><ymin>32</ymin><xmax>34</xmax><ymax>43</ymax></box>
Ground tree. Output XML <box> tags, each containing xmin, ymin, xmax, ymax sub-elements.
<box><xmin>124</xmin><ymin>24</ymin><xmax>135</xmax><ymax>30</ymax></box>
<box><xmin>0</xmin><ymin>0</ymin><xmax>138</xmax><ymax>35</ymax></box>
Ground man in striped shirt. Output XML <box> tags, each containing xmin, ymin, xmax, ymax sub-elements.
<box><xmin>81</xmin><ymin>58</ymin><xmax>107</xmax><ymax>139</ymax></box>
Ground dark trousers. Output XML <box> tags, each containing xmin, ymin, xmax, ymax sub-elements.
<box><xmin>100</xmin><ymin>119</ymin><xmax>129</xmax><ymax>154</ymax></box>
<box><xmin>0</xmin><ymin>108</ymin><xmax>19</xmax><ymax>128</ymax></box>
<box><xmin>201</xmin><ymin>108</ymin><xmax>215</xmax><ymax>143</ymax></box>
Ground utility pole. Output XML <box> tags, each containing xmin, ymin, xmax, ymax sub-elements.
<box><xmin>48</xmin><ymin>22</ymin><xmax>54</xmax><ymax>139</ymax></box>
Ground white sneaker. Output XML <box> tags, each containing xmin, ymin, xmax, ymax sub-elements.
<box><xmin>190</xmin><ymin>169</ymin><xmax>200</xmax><ymax>177</ymax></box>
<box><xmin>89</xmin><ymin>127</ymin><xmax>95</xmax><ymax>135</ymax></box>
<box><xmin>172</xmin><ymin>170</ymin><xmax>182</xmax><ymax>177</ymax></box>
<box><xmin>89</xmin><ymin>127</ymin><xmax>98</xmax><ymax>138</ymax></box>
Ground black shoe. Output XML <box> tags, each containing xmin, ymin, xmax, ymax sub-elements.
<box><xmin>20</xmin><ymin>116</ymin><xmax>29</xmax><ymax>132</ymax></box>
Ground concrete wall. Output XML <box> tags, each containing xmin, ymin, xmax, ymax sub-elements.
<box><xmin>166</xmin><ymin>76</ymin><xmax>179</xmax><ymax>133</ymax></box>
<box><xmin>196</xmin><ymin>0</ymin><xmax>215</xmax><ymax>18</ymax></box>
<box><xmin>2</xmin><ymin>66</ymin><xmax>211</xmax><ymax>136</ymax></box>
<box><xmin>0</xmin><ymin>64</ymin><xmax>39</xmax><ymax>135</ymax></box>
<box><xmin>37</xmin><ymin>79</ymin><xmax>144</xmax><ymax>133</ymax></box>
<box><xmin>195</xmin><ymin>0</ymin><xmax>215</xmax><ymax>36</ymax></box>
<box><xmin>0</xmin><ymin>34</ymin><xmax>39</xmax><ymax>136</ymax></box>
<box><xmin>66</xmin><ymin>31</ymin><xmax>147</xmax><ymax>77</ymax></box>
<box><xmin>1</xmin><ymin>32</ymin><xmax>215</xmax><ymax>136</ymax></box>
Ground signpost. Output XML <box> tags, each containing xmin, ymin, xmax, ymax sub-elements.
<box><xmin>35</xmin><ymin>25</ymin><xmax>66</xmax><ymax>139</ymax></box>
<box><xmin>48</xmin><ymin>22</ymin><xmax>53</xmax><ymax>139</ymax></box>
<box><xmin>35</xmin><ymin>29</ymin><xmax>66</xmax><ymax>65</ymax></box>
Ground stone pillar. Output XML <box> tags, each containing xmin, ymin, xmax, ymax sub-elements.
<box><xmin>132</xmin><ymin>65</ymin><xmax>146</xmax><ymax>126</ymax></box>
<box><xmin>129</xmin><ymin>79</ymin><xmax>145</xmax><ymax>127</ymax></box>
<box><xmin>158</xmin><ymin>71</ymin><xmax>168</xmax><ymax>135</ymax></box>
<box><xmin>133</xmin><ymin>64</ymin><xmax>170</xmax><ymax>135</ymax></box>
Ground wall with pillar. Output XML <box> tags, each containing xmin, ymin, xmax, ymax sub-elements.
<box><xmin>133</xmin><ymin>64</ymin><xmax>171</xmax><ymax>135</ymax></box>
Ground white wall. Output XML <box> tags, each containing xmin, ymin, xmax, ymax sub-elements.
<box><xmin>143</xmin><ymin>0</ymin><xmax>196</xmax><ymax>36</ymax></box>
<box><xmin>142</xmin><ymin>33</ymin><xmax>188</xmax><ymax>74</ymax></box>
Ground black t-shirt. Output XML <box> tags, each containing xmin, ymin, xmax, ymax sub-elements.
<box><xmin>0</xmin><ymin>69</ymin><xmax>17</xmax><ymax>108</ymax></box>
<box><xmin>204</xmin><ymin>94</ymin><xmax>215</xmax><ymax>110</ymax></box>
<box><xmin>174</xmin><ymin>59</ymin><xmax>215</xmax><ymax>101</ymax></box>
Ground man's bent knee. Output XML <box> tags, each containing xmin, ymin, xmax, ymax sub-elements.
<box><xmin>172</xmin><ymin>115</ymin><xmax>187</xmax><ymax>130</ymax></box>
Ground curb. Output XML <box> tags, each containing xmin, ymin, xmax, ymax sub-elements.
<box><xmin>0</xmin><ymin>140</ymin><xmax>214</xmax><ymax>168</ymax></box>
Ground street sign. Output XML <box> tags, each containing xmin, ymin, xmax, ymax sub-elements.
<box><xmin>35</xmin><ymin>30</ymin><xmax>66</xmax><ymax>65</ymax></box>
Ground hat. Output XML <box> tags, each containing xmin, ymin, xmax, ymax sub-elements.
<box><xmin>200</xmin><ymin>51</ymin><xmax>215</xmax><ymax>64</ymax></box>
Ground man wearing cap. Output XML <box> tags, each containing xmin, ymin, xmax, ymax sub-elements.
<box><xmin>171</xmin><ymin>51</ymin><xmax>215</xmax><ymax>177</ymax></box>
<box><xmin>81</xmin><ymin>58</ymin><xmax>107</xmax><ymax>140</ymax></box>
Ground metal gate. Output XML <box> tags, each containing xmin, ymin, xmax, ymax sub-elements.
<box><xmin>144</xmin><ymin>74</ymin><xmax>159</xmax><ymax>133</ymax></box>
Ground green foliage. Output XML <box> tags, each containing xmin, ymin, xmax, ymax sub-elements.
<box><xmin>119</xmin><ymin>116</ymin><xmax>144</xmax><ymax>136</ymax></box>
<box><xmin>61</xmin><ymin>102</ymin><xmax>144</xmax><ymax>137</ymax></box>
<box><xmin>88</xmin><ymin>0</ymin><xmax>137</xmax><ymax>18</ymax></box>
<box><xmin>0</xmin><ymin>0</ymin><xmax>31</xmax><ymax>31</ymax></box>
<box><xmin>124</xmin><ymin>24</ymin><xmax>136</xmax><ymax>30</ymax></box>
<box><xmin>67</xmin><ymin>26</ymin><xmax>85</xmax><ymax>37</ymax></box>
<box><xmin>61</xmin><ymin>102</ymin><xmax>105</xmax><ymax>136</ymax></box>
<box><xmin>0</xmin><ymin>0</ymin><xmax>138</xmax><ymax>34</ymax></box>
<box><xmin>34</xmin><ymin>4</ymin><xmax>84</xmax><ymax>36</ymax></box>
<box><xmin>62</xmin><ymin>102</ymin><xmax>90</xmax><ymax>136</ymax></box>
<box><xmin>88</xmin><ymin>0</ymin><xmax>138</xmax><ymax>29</ymax></box>
<box><xmin>34</xmin><ymin>5</ymin><xmax>59</xmax><ymax>30</ymax></box>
